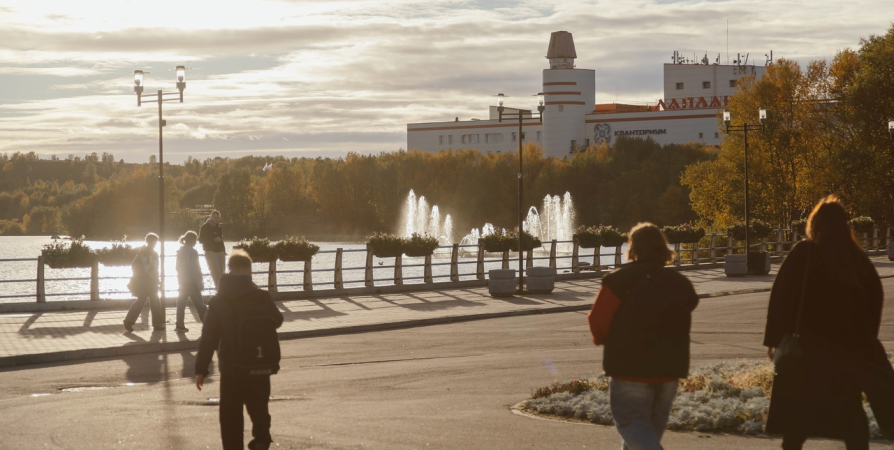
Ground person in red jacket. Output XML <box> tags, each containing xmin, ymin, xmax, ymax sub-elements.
<box><xmin>588</xmin><ymin>223</ymin><xmax>699</xmax><ymax>450</ymax></box>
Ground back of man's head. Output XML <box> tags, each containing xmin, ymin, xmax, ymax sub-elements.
<box><xmin>228</xmin><ymin>250</ymin><xmax>253</xmax><ymax>275</ymax></box>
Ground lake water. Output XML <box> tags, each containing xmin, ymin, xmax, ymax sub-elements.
<box><xmin>0</xmin><ymin>236</ymin><xmax>615</xmax><ymax>304</ymax></box>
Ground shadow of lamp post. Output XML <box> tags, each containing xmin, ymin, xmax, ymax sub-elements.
<box><xmin>132</xmin><ymin>66</ymin><xmax>188</xmax><ymax>320</ymax></box>
<box><xmin>723</xmin><ymin>107</ymin><xmax>767</xmax><ymax>275</ymax></box>
<box><xmin>495</xmin><ymin>92</ymin><xmax>545</xmax><ymax>293</ymax></box>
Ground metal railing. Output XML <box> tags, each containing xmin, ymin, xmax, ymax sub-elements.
<box><xmin>1</xmin><ymin>226</ymin><xmax>891</xmax><ymax>304</ymax></box>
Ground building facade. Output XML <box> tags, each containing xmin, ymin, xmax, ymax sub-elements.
<box><xmin>406</xmin><ymin>31</ymin><xmax>768</xmax><ymax>157</ymax></box>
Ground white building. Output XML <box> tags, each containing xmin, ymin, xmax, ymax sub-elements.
<box><xmin>406</xmin><ymin>31</ymin><xmax>768</xmax><ymax>157</ymax></box>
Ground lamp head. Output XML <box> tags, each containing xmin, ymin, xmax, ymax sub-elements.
<box><xmin>133</xmin><ymin>70</ymin><xmax>144</xmax><ymax>94</ymax></box>
<box><xmin>175</xmin><ymin>65</ymin><xmax>186</xmax><ymax>91</ymax></box>
<box><xmin>496</xmin><ymin>93</ymin><xmax>505</xmax><ymax>108</ymax></box>
<box><xmin>759</xmin><ymin>107</ymin><xmax>767</xmax><ymax>125</ymax></box>
<box><xmin>723</xmin><ymin>110</ymin><xmax>731</xmax><ymax>126</ymax></box>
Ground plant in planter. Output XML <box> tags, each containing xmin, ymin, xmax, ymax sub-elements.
<box><xmin>234</xmin><ymin>237</ymin><xmax>277</xmax><ymax>262</ymax></box>
<box><xmin>403</xmin><ymin>233</ymin><xmax>439</xmax><ymax>257</ymax></box>
<box><xmin>596</xmin><ymin>225</ymin><xmax>628</xmax><ymax>247</ymax></box>
<box><xmin>661</xmin><ymin>224</ymin><xmax>706</xmax><ymax>244</ymax></box>
<box><xmin>42</xmin><ymin>237</ymin><xmax>96</xmax><ymax>269</ymax></box>
<box><xmin>572</xmin><ymin>225</ymin><xmax>604</xmax><ymax>249</ymax></box>
<box><xmin>367</xmin><ymin>232</ymin><xmax>404</xmax><ymax>258</ymax></box>
<box><xmin>792</xmin><ymin>219</ymin><xmax>807</xmax><ymax>236</ymax></box>
<box><xmin>274</xmin><ymin>236</ymin><xmax>320</xmax><ymax>262</ymax></box>
<box><xmin>850</xmin><ymin>216</ymin><xmax>875</xmax><ymax>234</ymax></box>
<box><xmin>479</xmin><ymin>228</ymin><xmax>513</xmax><ymax>253</ymax></box>
<box><xmin>508</xmin><ymin>229</ymin><xmax>542</xmax><ymax>252</ymax></box>
<box><xmin>727</xmin><ymin>220</ymin><xmax>772</xmax><ymax>241</ymax></box>
<box><xmin>94</xmin><ymin>237</ymin><xmax>138</xmax><ymax>266</ymax></box>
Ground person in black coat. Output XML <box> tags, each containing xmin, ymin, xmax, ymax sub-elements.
<box><xmin>764</xmin><ymin>195</ymin><xmax>893</xmax><ymax>450</ymax></box>
<box><xmin>195</xmin><ymin>250</ymin><xmax>284</xmax><ymax>450</ymax></box>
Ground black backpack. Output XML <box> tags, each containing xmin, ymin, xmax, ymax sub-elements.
<box><xmin>233</xmin><ymin>295</ymin><xmax>281</xmax><ymax>376</ymax></box>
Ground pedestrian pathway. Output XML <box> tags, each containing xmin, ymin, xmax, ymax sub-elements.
<box><xmin>2</xmin><ymin>257</ymin><xmax>892</xmax><ymax>368</ymax></box>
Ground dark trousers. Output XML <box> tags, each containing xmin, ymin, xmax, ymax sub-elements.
<box><xmin>781</xmin><ymin>406</ymin><xmax>869</xmax><ymax>450</ymax></box>
<box><xmin>219</xmin><ymin>373</ymin><xmax>272</xmax><ymax>450</ymax></box>
<box><xmin>124</xmin><ymin>292</ymin><xmax>163</xmax><ymax>328</ymax></box>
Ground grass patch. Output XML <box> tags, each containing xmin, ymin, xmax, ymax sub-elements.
<box><xmin>521</xmin><ymin>359</ymin><xmax>891</xmax><ymax>438</ymax></box>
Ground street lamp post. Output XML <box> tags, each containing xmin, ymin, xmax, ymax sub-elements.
<box><xmin>496</xmin><ymin>93</ymin><xmax>545</xmax><ymax>293</ymax></box>
<box><xmin>133</xmin><ymin>66</ymin><xmax>187</xmax><ymax>321</ymax></box>
<box><xmin>888</xmin><ymin>120</ymin><xmax>893</xmax><ymax>139</ymax></box>
<box><xmin>724</xmin><ymin>107</ymin><xmax>767</xmax><ymax>274</ymax></box>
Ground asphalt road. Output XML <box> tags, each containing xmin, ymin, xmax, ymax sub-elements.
<box><xmin>1</xmin><ymin>278</ymin><xmax>893</xmax><ymax>449</ymax></box>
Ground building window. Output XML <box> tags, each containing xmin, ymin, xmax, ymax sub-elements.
<box><xmin>698</xmin><ymin>132</ymin><xmax>704</xmax><ymax>139</ymax></box>
<box><xmin>729</xmin><ymin>79</ymin><xmax>737</xmax><ymax>88</ymax></box>
<box><xmin>558</xmin><ymin>105</ymin><xmax>564</xmax><ymax>112</ymax></box>
<box><xmin>511</xmin><ymin>132</ymin><xmax>517</xmax><ymax>142</ymax></box>
<box><xmin>485</xmin><ymin>133</ymin><xmax>504</xmax><ymax>144</ymax></box>
<box><xmin>570</xmin><ymin>140</ymin><xmax>577</xmax><ymax>152</ymax></box>
<box><xmin>676</xmin><ymin>82</ymin><xmax>684</xmax><ymax>90</ymax></box>
<box><xmin>714</xmin><ymin>132</ymin><xmax>719</xmax><ymax>139</ymax></box>
<box><xmin>448</xmin><ymin>135</ymin><xmax>453</xmax><ymax>145</ymax></box>
<box><xmin>536</xmin><ymin>131</ymin><xmax>542</xmax><ymax>141</ymax></box>
<box><xmin>461</xmin><ymin>134</ymin><xmax>479</xmax><ymax>145</ymax></box>
<box><xmin>702</xmin><ymin>81</ymin><xmax>710</xmax><ymax>89</ymax></box>
<box><xmin>439</xmin><ymin>135</ymin><xmax>444</xmax><ymax>145</ymax></box>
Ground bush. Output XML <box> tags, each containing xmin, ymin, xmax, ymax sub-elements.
<box><xmin>367</xmin><ymin>232</ymin><xmax>404</xmax><ymax>258</ymax></box>
<box><xmin>508</xmin><ymin>229</ymin><xmax>542</xmax><ymax>252</ymax></box>
<box><xmin>728</xmin><ymin>220</ymin><xmax>772</xmax><ymax>241</ymax></box>
<box><xmin>573</xmin><ymin>226</ymin><xmax>603</xmax><ymax>249</ymax></box>
<box><xmin>662</xmin><ymin>224</ymin><xmax>706</xmax><ymax>244</ymax></box>
<box><xmin>850</xmin><ymin>216</ymin><xmax>875</xmax><ymax>234</ymax></box>
<box><xmin>42</xmin><ymin>237</ymin><xmax>95</xmax><ymax>268</ymax></box>
<box><xmin>94</xmin><ymin>238</ymin><xmax>138</xmax><ymax>266</ymax></box>
<box><xmin>403</xmin><ymin>233</ymin><xmax>439</xmax><ymax>257</ymax></box>
<box><xmin>479</xmin><ymin>228</ymin><xmax>513</xmax><ymax>253</ymax></box>
<box><xmin>274</xmin><ymin>236</ymin><xmax>320</xmax><ymax>262</ymax></box>
<box><xmin>234</xmin><ymin>237</ymin><xmax>277</xmax><ymax>262</ymax></box>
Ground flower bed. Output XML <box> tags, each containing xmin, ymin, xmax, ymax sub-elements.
<box><xmin>661</xmin><ymin>224</ymin><xmax>706</xmax><ymax>244</ymax></box>
<box><xmin>728</xmin><ymin>220</ymin><xmax>772</xmax><ymax>241</ymax></box>
<box><xmin>573</xmin><ymin>226</ymin><xmax>603</xmax><ymax>249</ymax></box>
<box><xmin>596</xmin><ymin>225</ymin><xmax>628</xmax><ymax>247</ymax></box>
<box><xmin>274</xmin><ymin>236</ymin><xmax>319</xmax><ymax>262</ymax></box>
<box><xmin>234</xmin><ymin>237</ymin><xmax>277</xmax><ymax>263</ymax></box>
<box><xmin>850</xmin><ymin>216</ymin><xmax>876</xmax><ymax>234</ymax></box>
<box><xmin>520</xmin><ymin>360</ymin><xmax>890</xmax><ymax>438</ymax></box>
<box><xmin>94</xmin><ymin>239</ymin><xmax>138</xmax><ymax>266</ymax></box>
<box><xmin>42</xmin><ymin>238</ymin><xmax>95</xmax><ymax>269</ymax></box>
<box><xmin>792</xmin><ymin>219</ymin><xmax>807</xmax><ymax>236</ymax></box>
<box><xmin>508</xmin><ymin>229</ymin><xmax>542</xmax><ymax>252</ymax></box>
<box><xmin>479</xmin><ymin>229</ymin><xmax>513</xmax><ymax>253</ymax></box>
<box><xmin>403</xmin><ymin>233</ymin><xmax>439</xmax><ymax>257</ymax></box>
<box><xmin>367</xmin><ymin>232</ymin><xmax>404</xmax><ymax>258</ymax></box>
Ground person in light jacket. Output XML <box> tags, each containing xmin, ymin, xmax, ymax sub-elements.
<box><xmin>175</xmin><ymin>231</ymin><xmax>207</xmax><ymax>332</ymax></box>
<box><xmin>123</xmin><ymin>233</ymin><xmax>163</xmax><ymax>332</ymax></box>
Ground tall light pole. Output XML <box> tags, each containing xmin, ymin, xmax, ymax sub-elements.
<box><xmin>724</xmin><ymin>107</ymin><xmax>767</xmax><ymax>274</ymax></box>
<box><xmin>888</xmin><ymin>120</ymin><xmax>893</xmax><ymax>139</ymax></box>
<box><xmin>133</xmin><ymin>66</ymin><xmax>187</xmax><ymax>319</ymax></box>
<box><xmin>496</xmin><ymin>93</ymin><xmax>545</xmax><ymax>293</ymax></box>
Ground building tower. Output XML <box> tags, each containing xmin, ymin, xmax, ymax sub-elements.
<box><xmin>542</xmin><ymin>31</ymin><xmax>595</xmax><ymax>157</ymax></box>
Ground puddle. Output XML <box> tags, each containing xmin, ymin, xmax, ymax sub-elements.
<box><xmin>123</xmin><ymin>382</ymin><xmax>146</xmax><ymax>387</ymax></box>
<box><xmin>30</xmin><ymin>393</ymin><xmax>51</xmax><ymax>397</ymax></box>
<box><xmin>59</xmin><ymin>386</ymin><xmax>111</xmax><ymax>393</ymax></box>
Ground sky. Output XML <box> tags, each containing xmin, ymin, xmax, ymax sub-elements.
<box><xmin>0</xmin><ymin>0</ymin><xmax>891</xmax><ymax>163</ymax></box>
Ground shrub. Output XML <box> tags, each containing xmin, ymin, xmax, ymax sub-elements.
<box><xmin>573</xmin><ymin>226</ymin><xmax>603</xmax><ymax>249</ymax></box>
<box><xmin>94</xmin><ymin>238</ymin><xmax>138</xmax><ymax>266</ymax></box>
<box><xmin>850</xmin><ymin>216</ymin><xmax>875</xmax><ymax>234</ymax></box>
<box><xmin>234</xmin><ymin>237</ymin><xmax>277</xmax><ymax>262</ymax></box>
<box><xmin>728</xmin><ymin>220</ymin><xmax>772</xmax><ymax>241</ymax></box>
<box><xmin>403</xmin><ymin>233</ymin><xmax>439</xmax><ymax>257</ymax></box>
<box><xmin>662</xmin><ymin>224</ymin><xmax>706</xmax><ymax>244</ymax></box>
<box><xmin>479</xmin><ymin>228</ymin><xmax>513</xmax><ymax>253</ymax></box>
<box><xmin>42</xmin><ymin>237</ymin><xmax>95</xmax><ymax>268</ymax></box>
<box><xmin>367</xmin><ymin>232</ymin><xmax>404</xmax><ymax>258</ymax></box>
<box><xmin>508</xmin><ymin>229</ymin><xmax>542</xmax><ymax>252</ymax></box>
<box><xmin>274</xmin><ymin>236</ymin><xmax>320</xmax><ymax>262</ymax></box>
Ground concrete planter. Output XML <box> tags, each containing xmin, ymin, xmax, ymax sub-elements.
<box><xmin>488</xmin><ymin>269</ymin><xmax>516</xmax><ymax>297</ymax></box>
<box><xmin>888</xmin><ymin>242</ymin><xmax>894</xmax><ymax>261</ymax></box>
<box><xmin>747</xmin><ymin>251</ymin><xmax>771</xmax><ymax>275</ymax></box>
<box><xmin>724</xmin><ymin>254</ymin><xmax>748</xmax><ymax>277</ymax></box>
<box><xmin>526</xmin><ymin>267</ymin><xmax>556</xmax><ymax>294</ymax></box>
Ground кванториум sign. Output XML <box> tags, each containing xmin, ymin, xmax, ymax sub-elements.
<box><xmin>614</xmin><ymin>129</ymin><xmax>667</xmax><ymax>136</ymax></box>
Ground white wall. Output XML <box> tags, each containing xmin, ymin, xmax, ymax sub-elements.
<box><xmin>541</xmin><ymin>68</ymin><xmax>595</xmax><ymax>157</ymax></box>
<box><xmin>587</xmin><ymin>109</ymin><xmax>722</xmax><ymax>147</ymax></box>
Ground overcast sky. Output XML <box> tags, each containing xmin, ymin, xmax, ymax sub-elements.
<box><xmin>0</xmin><ymin>0</ymin><xmax>890</xmax><ymax>163</ymax></box>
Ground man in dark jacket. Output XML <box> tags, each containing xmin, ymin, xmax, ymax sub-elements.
<box><xmin>198</xmin><ymin>210</ymin><xmax>226</xmax><ymax>289</ymax></box>
<box><xmin>588</xmin><ymin>223</ymin><xmax>698</xmax><ymax>450</ymax></box>
<box><xmin>195</xmin><ymin>250</ymin><xmax>284</xmax><ymax>450</ymax></box>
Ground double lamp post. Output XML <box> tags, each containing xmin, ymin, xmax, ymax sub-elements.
<box><xmin>495</xmin><ymin>93</ymin><xmax>545</xmax><ymax>292</ymax></box>
<box><xmin>723</xmin><ymin>107</ymin><xmax>767</xmax><ymax>274</ymax></box>
<box><xmin>132</xmin><ymin>66</ymin><xmax>188</xmax><ymax>314</ymax></box>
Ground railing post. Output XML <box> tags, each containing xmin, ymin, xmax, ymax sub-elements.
<box><xmin>571</xmin><ymin>241</ymin><xmax>580</xmax><ymax>273</ymax></box>
<box><xmin>450</xmin><ymin>244</ymin><xmax>459</xmax><ymax>282</ymax></box>
<box><xmin>267</xmin><ymin>259</ymin><xmax>277</xmax><ymax>293</ymax></box>
<box><xmin>424</xmin><ymin>254</ymin><xmax>433</xmax><ymax>284</ymax></box>
<box><xmin>90</xmin><ymin>260</ymin><xmax>99</xmax><ymax>301</ymax></box>
<box><xmin>761</xmin><ymin>237</ymin><xmax>768</xmax><ymax>253</ymax></box>
<box><xmin>549</xmin><ymin>239</ymin><xmax>557</xmax><ymax>269</ymax></box>
<box><xmin>614</xmin><ymin>246</ymin><xmax>622</xmax><ymax>267</ymax></box>
<box><xmin>776</xmin><ymin>229</ymin><xmax>784</xmax><ymax>256</ymax></box>
<box><xmin>674</xmin><ymin>243</ymin><xmax>682</xmax><ymax>268</ymax></box>
<box><xmin>334</xmin><ymin>248</ymin><xmax>343</xmax><ymax>289</ymax></box>
<box><xmin>476</xmin><ymin>244</ymin><xmax>484</xmax><ymax>280</ymax></box>
<box><xmin>303</xmin><ymin>259</ymin><xmax>313</xmax><ymax>291</ymax></box>
<box><xmin>501</xmin><ymin>251</ymin><xmax>509</xmax><ymax>270</ymax></box>
<box><xmin>364</xmin><ymin>244</ymin><xmax>374</xmax><ymax>287</ymax></box>
<box><xmin>526</xmin><ymin>249</ymin><xmax>533</xmax><ymax>268</ymax></box>
<box><xmin>394</xmin><ymin>255</ymin><xmax>403</xmax><ymax>285</ymax></box>
<box><xmin>728</xmin><ymin>235</ymin><xmax>735</xmax><ymax>254</ymax></box>
<box><xmin>873</xmin><ymin>226</ymin><xmax>880</xmax><ymax>251</ymax></box>
<box><xmin>592</xmin><ymin>246</ymin><xmax>600</xmax><ymax>270</ymax></box>
<box><xmin>710</xmin><ymin>234</ymin><xmax>717</xmax><ymax>265</ymax></box>
<box><xmin>693</xmin><ymin>241</ymin><xmax>700</xmax><ymax>266</ymax></box>
<box><xmin>36</xmin><ymin>256</ymin><xmax>46</xmax><ymax>303</ymax></box>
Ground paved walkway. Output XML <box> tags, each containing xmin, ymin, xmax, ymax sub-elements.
<box><xmin>2</xmin><ymin>257</ymin><xmax>893</xmax><ymax>368</ymax></box>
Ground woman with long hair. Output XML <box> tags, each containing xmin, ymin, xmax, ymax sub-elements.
<box><xmin>123</xmin><ymin>233</ymin><xmax>163</xmax><ymax>332</ymax></box>
<box><xmin>764</xmin><ymin>195</ymin><xmax>893</xmax><ymax>449</ymax></box>
<box><xmin>175</xmin><ymin>230</ymin><xmax>207</xmax><ymax>332</ymax></box>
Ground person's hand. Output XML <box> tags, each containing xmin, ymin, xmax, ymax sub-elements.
<box><xmin>767</xmin><ymin>347</ymin><xmax>776</xmax><ymax>361</ymax></box>
<box><xmin>196</xmin><ymin>374</ymin><xmax>205</xmax><ymax>391</ymax></box>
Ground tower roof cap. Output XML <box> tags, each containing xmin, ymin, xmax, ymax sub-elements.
<box><xmin>546</xmin><ymin>31</ymin><xmax>577</xmax><ymax>59</ymax></box>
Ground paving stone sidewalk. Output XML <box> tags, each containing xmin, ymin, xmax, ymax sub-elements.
<box><xmin>2</xmin><ymin>257</ymin><xmax>892</xmax><ymax>368</ymax></box>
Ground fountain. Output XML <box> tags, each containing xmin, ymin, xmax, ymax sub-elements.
<box><xmin>524</xmin><ymin>192</ymin><xmax>576</xmax><ymax>244</ymax></box>
<box><xmin>401</xmin><ymin>190</ymin><xmax>453</xmax><ymax>244</ymax></box>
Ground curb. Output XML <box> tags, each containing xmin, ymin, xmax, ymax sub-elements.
<box><xmin>0</xmin><ymin>286</ymin><xmax>776</xmax><ymax>370</ymax></box>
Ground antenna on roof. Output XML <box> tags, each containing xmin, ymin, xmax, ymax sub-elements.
<box><xmin>702</xmin><ymin>52</ymin><xmax>709</xmax><ymax>65</ymax></box>
<box><xmin>765</xmin><ymin>50</ymin><xmax>773</xmax><ymax>66</ymax></box>
<box><xmin>715</xmin><ymin>53</ymin><xmax>720</xmax><ymax>64</ymax></box>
